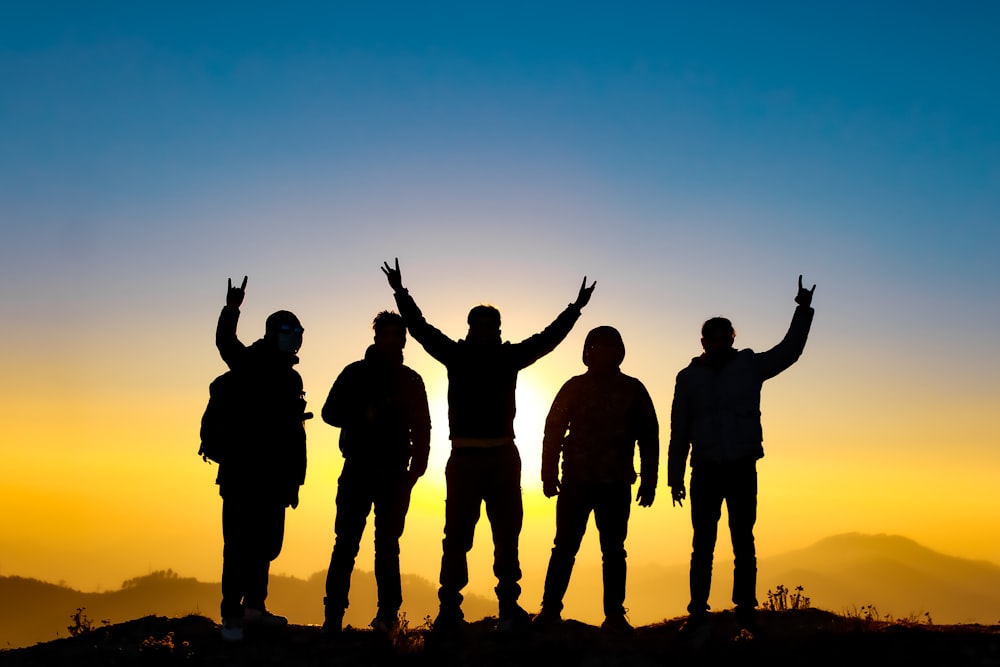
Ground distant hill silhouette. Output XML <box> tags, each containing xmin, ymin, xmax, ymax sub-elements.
<box><xmin>0</xmin><ymin>569</ymin><xmax>494</xmax><ymax>649</ymax></box>
<box><xmin>555</xmin><ymin>533</ymin><xmax>1000</xmax><ymax>627</ymax></box>
<box><xmin>4</xmin><ymin>533</ymin><xmax>999</xmax><ymax>649</ymax></box>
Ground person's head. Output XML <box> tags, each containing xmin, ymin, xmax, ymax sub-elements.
<box><xmin>265</xmin><ymin>310</ymin><xmax>304</xmax><ymax>355</ymax></box>
<box><xmin>701</xmin><ymin>317</ymin><xmax>735</xmax><ymax>354</ymax></box>
<box><xmin>466</xmin><ymin>304</ymin><xmax>502</xmax><ymax>345</ymax></box>
<box><xmin>583</xmin><ymin>326</ymin><xmax>626</xmax><ymax>371</ymax></box>
<box><xmin>372</xmin><ymin>310</ymin><xmax>406</xmax><ymax>354</ymax></box>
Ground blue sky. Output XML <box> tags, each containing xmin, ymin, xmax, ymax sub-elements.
<box><xmin>1</xmin><ymin>2</ymin><xmax>999</xmax><ymax>592</ymax></box>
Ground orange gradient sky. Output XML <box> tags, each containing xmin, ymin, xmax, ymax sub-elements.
<box><xmin>2</xmin><ymin>3</ymin><xmax>999</xmax><ymax>622</ymax></box>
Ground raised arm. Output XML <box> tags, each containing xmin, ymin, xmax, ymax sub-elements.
<box><xmin>381</xmin><ymin>258</ymin><xmax>457</xmax><ymax>362</ymax></box>
<box><xmin>512</xmin><ymin>276</ymin><xmax>596</xmax><ymax>368</ymax></box>
<box><xmin>755</xmin><ymin>275</ymin><xmax>816</xmax><ymax>380</ymax></box>
<box><xmin>216</xmin><ymin>276</ymin><xmax>249</xmax><ymax>369</ymax></box>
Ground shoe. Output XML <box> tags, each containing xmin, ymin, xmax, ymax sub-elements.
<box><xmin>220</xmin><ymin>617</ymin><xmax>244</xmax><ymax>642</ymax></box>
<box><xmin>370</xmin><ymin>613</ymin><xmax>398</xmax><ymax>634</ymax></box>
<box><xmin>432</xmin><ymin>607</ymin><xmax>467</xmax><ymax>635</ymax></box>
<box><xmin>244</xmin><ymin>608</ymin><xmax>288</xmax><ymax>627</ymax></box>
<box><xmin>532</xmin><ymin>607</ymin><xmax>563</xmax><ymax>628</ymax></box>
<box><xmin>496</xmin><ymin>603</ymin><xmax>531</xmax><ymax>633</ymax></box>
<box><xmin>322</xmin><ymin>609</ymin><xmax>344</xmax><ymax>636</ymax></box>
<box><xmin>601</xmin><ymin>614</ymin><xmax>634</xmax><ymax>635</ymax></box>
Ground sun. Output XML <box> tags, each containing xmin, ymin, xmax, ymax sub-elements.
<box><xmin>513</xmin><ymin>378</ymin><xmax>555</xmax><ymax>492</ymax></box>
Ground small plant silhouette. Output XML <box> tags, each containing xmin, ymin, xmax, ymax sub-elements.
<box><xmin>764</xmin><ymin>584</ymin><xmax>811</xmax><ymax>611</ymax></box>
<box><xmin>67</xmin><ymin>608</ymin><xmax>109</xmax><ymax>637</ymax></box>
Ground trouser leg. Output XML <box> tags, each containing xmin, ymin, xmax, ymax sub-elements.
<box><xmin>541</xmin><ymin>482</ymin><xmax>591</xmax><ymax>613</ymax></box>
<box><xmin>222</xmin><ymin>496</ymin><xmax>285</xmax><ymax>617</ymax></box>
<box><xmin>373</xmin><ymin>470</ymin><xmax>412</xmax><ymax>616</ymax></box>
<box><xmin>484</xmin><ymin>445</ymin><xmax>524</xmax><ymax>614</ymax></box>
<box><xmin>438</xmin><ymin>452</ymin><xmax>482</xmax><ymax>612</ymax></box>
<box><xmin>594</xmin><ymin>483</ymin><xmax>631</xmax><ymax>617</ymax></box>
<box><xmin>325</xmin><ymin>469</ymin><xmax>372</xmax><ymax>612</ymax></box>
<box><xmin>688</xmin><ymin>465</ymin><xmax>724</xmax><ymax>615</ymax></box>
<box><xmin>727</xmin><ymin>462</ymin><xmax>759</xmax><ymax>613</ymax></box>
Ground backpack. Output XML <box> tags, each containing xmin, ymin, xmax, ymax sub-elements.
<box><xmin>198</xmin><ymin>370</ymin><xmax>246</xmax><ymax>464</ymax></box>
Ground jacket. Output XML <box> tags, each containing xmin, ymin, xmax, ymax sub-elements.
<box><xmin>214</xmin><ymin>306</ymin><xmax>308</xmax><ymax>502</ymax></box>
<box><xmin>321</xmin><ymin>344</ymin><xmax>431</xmax><ymax>474</ymax></box>
<box><xmin>667</xmin><ymin>305</ymin><xmax>814</xmax><ymax>488</ymax></box>
<box><xmin>542</xmin><ymin>369</ymin><xmax>659</xmax><ymax>486</ymax></box>
<box><xmin>393</xmin><ymin>289</ymin><xmax>581</xmax><ymax>442</ymax></box>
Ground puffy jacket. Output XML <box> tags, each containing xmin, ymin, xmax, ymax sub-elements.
<box><xmin>542</xmin><ymin>369</ymin><xmax>659</xmax><ymax>486</ymax></box>
<box><xmin>667</xmin><ymin>305</ymin><xmax>813</xmax><ymax>488</ymax></box>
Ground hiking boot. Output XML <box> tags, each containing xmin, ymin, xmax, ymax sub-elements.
<box><xmin>532</xmin><ymin>607</ymin><xmax>563</xmax><ymax>629</ymax></box>
<box><xmin>432</xmin><ymin>606</ymin><xmax>467</xmax><ymax>635</ymax></box>
<box><xmin>370</xmin><ymin>612</ymin><xmax>399</xmax><ymax>634</ymax></box>
<box><xmin>220</xmin><ymin>617</ymin><xmax>244</xmax><ymax>642</ymax></box>
<box><xmin>322</xmin><ymin>608</ymin><xmax>344</xmax><ymax>636</ymax></box>
<box><xmin>601</xmin><ymin>613</ymin><xmax>635</xmax><ymax>635</ymax></box>
<box><xmin>244</xmin><ymin>608</ymin><xmax>288</xmax><ymax>627</ymax></box>
<box><xmin>496</xmin><ymin>603</ymin><xmax>531</xmax><ymax>633</ymax></box>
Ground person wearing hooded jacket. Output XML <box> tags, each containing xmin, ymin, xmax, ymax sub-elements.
<box><xmin>320</xmin><ymin>310</ymin><xmax>431</xmax><ymax>635</ymax></box>
<box><xmin>535</xmin><ymin>326</ymin><xmax>659</xmax><ymax>634</ymax></box>
<box><xmin>214</xmin><ymin>276</ymin><xmax>309</xmax><ymax>642</ymax></box>
<box><xmin>668</xmin><ymin>275</ymin><xmax>815</xmax><ymax>637</ymax></box>
<box><xmin>381</xmin><ymin>258</ymin><xmax>595</xmax><ymax>633</ymax></box>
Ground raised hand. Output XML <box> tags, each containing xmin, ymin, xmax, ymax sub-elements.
<box><xmin>381</xmin><ymin>258</ymin><xmax>404</xmax><ymax>292</ymax></box>
<box><xmin>573</xmin><ymin>276</ymin><xmax>596</xmax><ymax>309</ymax></box>
<box><xmin>795</xmin><ymin>274</ymin><xmax>816</xmax><ymax>308</ymax></box>
<box><xmin>227</xmin><ymin>276</ymin><xmax>247</xmax><ymax>308</ymax></box>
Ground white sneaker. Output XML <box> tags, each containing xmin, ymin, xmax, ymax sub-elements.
<box><xmin>244</xmin><ymin>608</ymin><xmax>288</xmax><ymax>627</ymax></box>
<box><xmin>221</xmin><ymin>618</ymin><xmax>244</xmax><ymax>642</ymax></box>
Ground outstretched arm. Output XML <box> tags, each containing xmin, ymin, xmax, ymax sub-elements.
<box><xmin>216</xmin><ymin>276</ymin><xmax>249</xmax><ymax>369</ymax></box>
<box><xmin>512</xmin><ymin>276</ymin><xmax>596</xmax><ymax>368</ymax></box>
<box><xmin>381</xmin><ymin>258</ymin><xmax>456</xmax><ymax>363</ymax></box>
<box><xmin>755</xmin><ymin>274</ymin><xmax>816</xmax><ymax>380</ymax></box>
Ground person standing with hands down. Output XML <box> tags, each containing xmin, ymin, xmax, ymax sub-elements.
<box><xmin>321</xmin><ymin>311</ymin><xmax>431</xmax><ymax>636</ymax></box>
<box><xmin>668</xmin><ymin>275</ymin><xmax>815</xmax><ymax>639</ymax></box>
<box><xmin>381</xmin><ymin>258</ymin><xmax>595</xmax><ymax>634</ymax></box>
<box><xmin>534</xmin><ymin>325</ymin><xmax>659</xmax><ymax>634</ymax></box>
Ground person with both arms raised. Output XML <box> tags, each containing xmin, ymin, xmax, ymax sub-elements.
<box><xmin>382</xmin><ymin>258</ymin><xmax>595</xmax><ymax>633</ymax></box>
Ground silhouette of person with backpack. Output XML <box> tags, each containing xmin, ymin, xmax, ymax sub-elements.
<box><xmin>321</xmin><ymin>311</ymin><xmax>431</xmax><ymax>635</ymax></box>
<box><xmin>381</xmin><ymin>258</ymin><xmax>595</xmax><ymax>633</ymax></box>
<box><xmin>668</xmin><ymin>275</ymin><xmax>815</xmax><ymax>638</ymax></box>
<box><xmin>212</xmin><ymin>276</ymin><xmax>309</xmax><ymax>642</ymax></box>
<box><xmin>534</xmin><ymin>326</ymin><xmax>658</xmax><ymax>634</ymax></box>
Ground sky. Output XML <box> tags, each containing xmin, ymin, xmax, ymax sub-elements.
<box><xmin>1</xmin><ymin>1</ymin><xmax>998</xmax><ymax>620</ymax></box>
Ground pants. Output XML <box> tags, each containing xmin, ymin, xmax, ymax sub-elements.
<box><xmin>325</xmin><ymin>462</ymin><xmax>412</xmax><ymax>615</ymax></box>
<box><xmin>688</xmin><ymin>460</ymin><xmax>758</xmax><ymax>616</ymax></box>
<box><xmin>438</xmin><ymin>444</ymin><xmax>523</xmax><ymax>614</ymax></box>
<box><xmin>541</xmin><ymin>480</ymin><xmax>631</xmax><ymax>617</ymax></box>
<box><xmin>221</xmin><ymin>495</ymin><xmax>286</xmax><ymax>619</ymax></box>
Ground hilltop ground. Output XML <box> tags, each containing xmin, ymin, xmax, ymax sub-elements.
<box><xmin>2</xmin><ymin>609</ymin><xmax>999</xmax><ymax>667</ymax></box>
